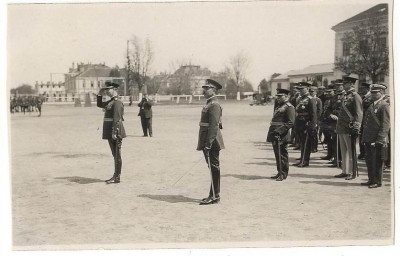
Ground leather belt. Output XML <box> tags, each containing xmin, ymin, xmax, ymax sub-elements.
<box><xmin>199</xmin><ymin>122</ymin><xmax>209</xmax><ymax>127</ymax></box>
<box><xmin>104</xmin><ymin>118</ymin><xmax>113</xmax><ymax>122</ymax></box>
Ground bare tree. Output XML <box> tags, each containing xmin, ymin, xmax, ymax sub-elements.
<box><xmin>335</xmin><ymin>14</ymin><xmax>389</xmax><ymax>83</ymax></box>
<box><xmin>129</xmin><ymin>35</ymin><xmax>154</xmax><ymax>96</ymax></box>
<box><xmin>227</xmin><ymin>50</ymin><xmax>250</xmax><ymax>100</ymax></box>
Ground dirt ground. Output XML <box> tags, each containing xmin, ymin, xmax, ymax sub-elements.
<box><xmin>10</xmin><ymin>100</ymin><xmax>393</xmax><ymax>249</ymax></box>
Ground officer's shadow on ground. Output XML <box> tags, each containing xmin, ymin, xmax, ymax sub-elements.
<box><xmin>221</xmin><ymin>174</ymin><xmax>268</xmax><ymax>180</ymax></box>
<box><xmin>138</xmin><ymin>194</ymin><xmax>200</xmax><ymax>204</ymax></box>
<box><xmin>55</xmin><ymin>176</ymin><xmax>105</xmax><ymax>184</ymax></box>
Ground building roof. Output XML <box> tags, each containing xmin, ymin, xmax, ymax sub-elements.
<box><xmin>272</xmin><ymin>70</ymin><xmax>298</xmax><ymax>81</ymax></box>
<box><xmin>77</xmin><ymin>67</ymin><xmax>114</xmax><ymax>78</ymax></box>
<box><xmin>289</xmin><ymin>63</ymin><xmax>334</xmax><ymax>76</ymax></box>
<box><xmin>332</xmin><ymin>4</ymin><xmax>388</xmax><ymax>31</ymax></box>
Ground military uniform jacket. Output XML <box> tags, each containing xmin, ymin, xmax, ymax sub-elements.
<box><xmin>267</xmin><ymin>101</ymin><xmax>295</xmax><ymax>142</ymax></box>
<box><xmin>295</xmin><ymin>94</ymin><xmax>317</xmax><ymax>128</ymax></box>
<box><xmin>315</xmin><ymin>96</ymin><xmax>323</xmax><ymax>121</ymax></box>
<box><xmin>361</xmin><ymin>97</ymin><xmax>390</xmax><ymax>144</ymax></box>
<box><xmin>97</xmin><ymin>95</ymin><xmax>126</xmax><ymax>140</ymax></box>
<box><xmin>336</xmin><ymin>91</ymin><xmax>363</xmax><ymax>134</ymax></box>
<box><xmin>138</xmin><ymin>99</ymin><xmax>153</xmax><ymax>118</ymax></box>
<box><xmin>196</xmin><ymin>97</ymin><xmax>225</xmax><ymax>151</ymax></box>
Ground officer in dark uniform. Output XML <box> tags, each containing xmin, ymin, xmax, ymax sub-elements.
<box><xmin>292</xmin><ymin>82</ymin><xmax>318</xmax><ymax>167</ymax></box>
<box><xmin>361</xmin><ymin>84</ymin><xmax>390</xmax><ymax>188</ymax></box>
<box><xmin>197</xmin><ymin>79</ymin><xmax>224</xmax><ymax>205</ymax></box>
<box><xmin>319</xmin><ymin>86</ymin><xmax>336</xmax><ymax>161</ymax></box>
<box><xmin>334</xmin><ymin>75</ymin><xmax>363</xmax><ymax>179</ymax></box>
<box><xmin>310</xmin><ymin>85</ymin><xmax>323</xmax><ymax>153</ymax></box>
<box><xmin>267</xmin><ymin>89</ymin><xmax>295</xmax><ymax>181</ymax></box>
<box><xmin>97</xmin><ymin>81</ymin><xmax>126</xmax><ymax>184</ymax></box>
<box><xmin>358</xmin><ymin>82</ymin><xmax>372</xmax><ymax>160</ymax></box>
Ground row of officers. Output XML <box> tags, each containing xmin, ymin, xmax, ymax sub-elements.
<box><xmin>267</xmin><ymin>74</ymin><xmax>390</xmax><ymax>189</ymax></box>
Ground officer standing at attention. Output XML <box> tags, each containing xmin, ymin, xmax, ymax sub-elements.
<box><xmin>197</xmin><ymin>79</ymin><xmax>224</xmax><ymax>205</ymax></box>
<box><xmin>358</xmin><ymin>82</ymin><xmax>372</xmax><ymax>160</ymax></box>
<box><xmin>267</xmin><ymin>89</ymin><xmax>295</xmax><ymax>181</ymax></box>
<box><xmin>334</xmin><ymin>74</ymin><xmax>363</xmax><ymax>180</ymax></box>
<box><xmin>97</xmin><ymin>81</ymin><xmax>126</xmax><ymax>184</ymax></box>
<box><xmin>292</xmin><ymin>82</ymin><xmax>317</xmax><ymax>167</ymax></box>
<box><xmin>361</xmin><ymin>84</ymin><xmax>390</xmax><ymax>188</ymax></box>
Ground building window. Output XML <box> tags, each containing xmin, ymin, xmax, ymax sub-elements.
<box><xmin>59</xmin><ymin>85</ymin><xmax>61</xmax><ymax>88</ymax></box>
<box><xmin>343</xmin><ymin>42</ymin><xmax>350</xmax><ymax>56</ymax></box>
<box><xmin>277</xmin><ymin>83</ymin><xmax>282</xmax><ymax>89</ymax></box>
<box><xmin>359</xmin><ymin>40</ymin><xmax>368</xmax><ymax>53</ymax></box>
<box><xmin>378</xmin><ymin>37</ymin><xmax>387</xmax><ymax>50</ymax></box>
<box><xmin>91</xmin><ymin>81</ymin><xmax>94</xmax><ymax>88</ymax></box>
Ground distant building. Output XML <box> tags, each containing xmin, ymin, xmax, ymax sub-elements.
<box><xmin>331</xmin><ymin>3</ymin><xmax>389</xmax><ymax>87</ymax></box>
<box><xmin>271</xmin><ymin>64</ymin><xmax>335</xmax><ymax>93</ymax></box>
<box><xmin>35</xmin><ymin>81</ymin><xmax>66</xmax><ymax>101</ymax></box>
<box><xmin>157</xmin><ymin>65</ymin><xmax>213</xmax><ymax>95</ymax></box>
<box><xmin>64</xmin><ymin>62</ymin><xmax>125</xmax><ymax>99</ymax></box>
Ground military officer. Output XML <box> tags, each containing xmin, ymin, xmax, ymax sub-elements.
<box><xmin>292</xmin><ymin>82</ymin><xmax>318</xmax><ymax>167</ymax></box>
<box><xmin>319</xmin><ymin>86</ymin><xmax>336</xmax><ymax>161</ymax></box>
<box><xmin>197</xmin><ymin>79</ymin><xmax>224</xmax><ymax>205</ymax></box>
<box><xmin>361</xmin><ymin>84</ymin><xmax>390</xmax><ymax>188</ymax></box>
<box><xmin>358</xmin><ymin>82</ymin><xmax>372</xmax><ymax>160</ymax></box>
<box><xmin>334</xmin><ymin>75</ymin><xmax>363</xmax><ymax>180</ymax></box>
<box><xmin>97</xmin><ymin>81</ymin><xmax>126</xmax><ymax>184</ymax></box>
<box><xmin>137</xmin><ymin>93</ymin><xmax>154</xmax><ymax>137</ymax></box>
<box><xmin>267</xmin><ymin>89</ymin><xmax>295</xmax><ymax>181</ymax></box>
<box><xmin>310</xmin><ymin>85</ymin><xmax>323</xmax><ymax>153</ymax></box>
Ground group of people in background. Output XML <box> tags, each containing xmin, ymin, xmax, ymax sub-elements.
<box><xmin>10</xmin><ymin>95</ymin><xmax>44</xmax><ymax>117</ymax></box>
<box><xmin>268</xmin><ymin>74</ymin><xmax>391</xmax><ymax>189</ymax></box>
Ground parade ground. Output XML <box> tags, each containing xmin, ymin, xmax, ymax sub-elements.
<box><xmin>10</xmin><ymin>100</ymin><xmax>393</xmax><ymax>249</ymax></box>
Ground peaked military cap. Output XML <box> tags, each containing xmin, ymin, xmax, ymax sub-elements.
<box><xmin>343</xmin><ymin>74</ymin><xmax>358</xmax><ymax>83</ymax></box>
<box><xmin>104</xmin><ymin>81</ymin><xmax>120</xmax><ymax>89</ymax></box>
<box><xmin>203</xmin><ymin>79</ymin><xmax>222</xmax><ymax>90</ymax></box>
<box><xmin>276</xmin><ymin>88</ymin><xmax>290</xmax><ymax>96</ymax></box>
<box><xmin>296</xmin><ymin>81</ymin><xmax>311</xmax><ymax>89</ymax></box>
<box><xmin>370</xmin><ymin>83</ymin><xmax>387</xmax><ymax>92</ymax></box>
<box><xmin>360</xmin><ymin>82</ymin><xmax>371</xmax><ymax>88</ymax></box>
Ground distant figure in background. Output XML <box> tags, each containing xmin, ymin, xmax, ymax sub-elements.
<box><xmin>138</xmin><ymin>93</ymin><xmax>153</xmax><ymax>137</ymax></box>
<box><xmin>97</xmin><ymin>81</ymin><xmax>126</xmax><ymax>184</ymax></box>
<box><xmin>36</xmin><ymin>95</ymin><xmax>44</xmax><ymax>117</ymax></box>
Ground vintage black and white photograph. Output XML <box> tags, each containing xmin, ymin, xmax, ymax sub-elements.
<box><xmin>2</xmin><ymin>0</ymin><xmax>397</xmax><ymax>253</ymax></box>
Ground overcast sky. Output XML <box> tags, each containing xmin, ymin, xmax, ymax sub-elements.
<box><xmin>7</xmin><ymin>0</ymin><xmax>389</xmax><ymax>89</ymax></box>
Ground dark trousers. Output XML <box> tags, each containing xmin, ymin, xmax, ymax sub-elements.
<box><xmin>359</xmin><ymin>126</ymin><xmax>365</xmax><ymax>157</ymax></box>
<box><xmin>324</xmin><ymin>132</ymin><xmax>333</xmax><ymax>159</ymax></box>
<box><xmin>108</xmin><ymin>139</ymin><xmax>122</xmax><ymax>177</ymax></box>
<box><xmin>272</xmin><ymin>140</ymin><xmax>289</xmax><ymax>178</ymax></box>
<box><xmin>364</xmin><ymin>143</ymin><xmax>385</xmax><ymax>185</ymax></box>
<box><xmin>203</xmin><ymin>146</ymin><xmax>220</xmax><ymax>197</ymax></box>
<box><xmin>332</xmin><ymin>133</ymin><xmax>341</xmax><ymax>163</ymax></box>
<box><xmin>140</xmin><ymin>116</ymin><xmax>153</xmax><ymax>136</ymax></box>
<box><xmin>297</xmin><ymin>127</ymin><xmax>311</xmax><ymax>164</ymax></box>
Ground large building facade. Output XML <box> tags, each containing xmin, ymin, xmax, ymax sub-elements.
<box><xmin>331</xmin><ymin>3</ymin><xmax>389</xmax><ymax>88</ymax></box>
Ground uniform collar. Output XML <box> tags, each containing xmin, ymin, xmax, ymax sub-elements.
<box><xmin>206</xmin><ymin>95</ymin><xmax>217</xmax><ymax>103</ymax></box>
<box><xmin>373</xmin><ymin>95</ymin><xmax>385</xmax><ymax>106</ymax></box>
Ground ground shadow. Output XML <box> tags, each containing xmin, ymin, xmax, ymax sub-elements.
<box><xmin>55</xmin><ymin>176</ymin><xmax>105</xmax><ymax>184</ymax></box>
<box><xmin>290</xmin><ymin>173</ymin><xmax>336</xmax><ymax>180</ymax></box>
<box><xmin>222</xmin><ymin>174</ymin><xmax>267</xmax><ymax>180</ymax></box>
<box><xmin>138</xmin><ymin>194</ymin><xmax>200</xmax><ymax>204</ymax></box>
<box><xmin>25</xmin><ymin>152</ymin><xmax>108</xmax><ymax>158</ymax></box>
<box><xmin>126</xmin><ymin>134</ymin><xmax>145</xmax><ymax>138</ymax></box>
<box><xmin>299</xmin><ymin>180</ymin><xmax>367</xmax><ymax>187</ymax></box>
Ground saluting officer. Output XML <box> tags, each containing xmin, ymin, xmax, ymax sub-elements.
<box><xmin>361</xmin><ymin>84</ymin><xmax>390</xmax><ymax>188</ymax></box>
<box><xmin>267</xmin><ymin>89</ymin><xmax>295</xmax><ymax>181</ymax></box>
<box><xmin>334</xmin><ymin>75</ymin><xmax>363</xmax><ymax>180</ymax></box>
<box><xmin>197</xmin><ymin>79</ymin><xmax>224</xmax><ymax>205</ymax></box>
<box><xmin>97</xmin><ymin>81</ymin><xmax>126</xmax><ymax>184</ymax></box>
<box><xmin>292</xmin><ymin>82</ymin><xmax>318</xmax><ymax>167</ymax></box>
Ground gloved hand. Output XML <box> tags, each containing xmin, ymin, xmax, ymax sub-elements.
<box><xmin>204</xmin><ymin>146</ymin><xmax>211</xmax><ymax>156</ymax></box>
<box><xmin>112</xmin><ymin>133</ymin><xmax>118</xmax><ymax>140</ymax></box>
